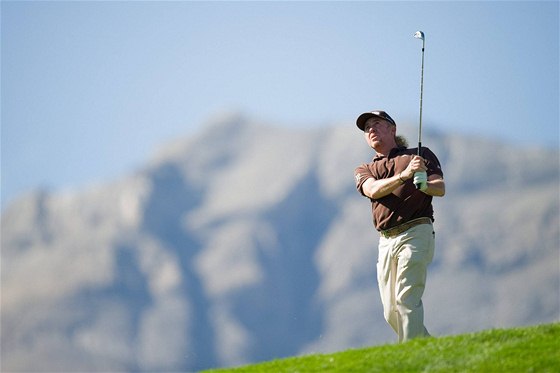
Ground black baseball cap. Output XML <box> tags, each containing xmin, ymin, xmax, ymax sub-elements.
<box><xmin>356</xmin><ymin>110</ymin><xmax>396</xmax><ymax>131</ymax></box>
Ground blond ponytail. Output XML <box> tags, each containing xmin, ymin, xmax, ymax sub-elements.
<box><xmin>395</xmin><ymin>135</ymin><xmax>408</xmax><ymax>148</ymax></box>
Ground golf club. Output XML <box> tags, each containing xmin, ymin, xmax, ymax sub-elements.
<box><xmin>413</xmin><ymin>30</ymin><xmax>426</xmax><ymax>190</ymax></box>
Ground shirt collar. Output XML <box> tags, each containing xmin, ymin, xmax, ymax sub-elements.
<box><xmin>373</xmin><ymin>146</ymin><xmax>407</xmax><ymax>160</ymax></box>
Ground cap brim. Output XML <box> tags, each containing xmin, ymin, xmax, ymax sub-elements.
<box><xmin>356</xmin><ymin>112</ymin><xmax>396</xmax><ymax>131</ymax></box>
<box><xmin>356</xmin><ymin>113</ymin><xmax>375</xmax><ymax>131</ymax></box>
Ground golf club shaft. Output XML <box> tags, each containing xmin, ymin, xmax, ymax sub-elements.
<box><xmin>417</xmin><ymin>36</ymin><xmax>425</xmax><ymax>157</ymax></box>
<box><xmin>414</xmin><ymin>31</ymin><xmax>426</xmax><ymax>189</ymax></box>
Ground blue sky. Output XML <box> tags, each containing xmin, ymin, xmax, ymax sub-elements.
<box><xmin>2</xmin><ymin>1</ymin><xmax>559</xmax><ymax>209</ymax></box>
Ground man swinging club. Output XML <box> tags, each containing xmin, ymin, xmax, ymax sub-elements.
<box><xmin>353</xmin><ymin>32</ymin><xmax>445</xmax><ymax>342</ymax></box>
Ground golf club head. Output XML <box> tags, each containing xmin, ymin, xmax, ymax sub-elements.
<box><xmin>414</xmin><ymin>31</ymin><xmax>425</xmax><ymax>40</ymax></box>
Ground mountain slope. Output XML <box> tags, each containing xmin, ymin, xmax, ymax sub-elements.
<box><xmin>2</xmin><ymin>114</ymin><xmax>559</xmax><ymax>371</ymax></box>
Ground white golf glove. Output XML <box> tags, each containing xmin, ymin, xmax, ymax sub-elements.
<box><xmin>413</xmin><ymin>171</ymin><xmax>428</xmax><ymax>191</ymax></box>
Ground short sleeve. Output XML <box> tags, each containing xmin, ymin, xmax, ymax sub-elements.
<box><xmin>355</xmin><ymin>164</ymin><xmax>374</xmax><ymax>197</ymax></box>
<box><xmin>423</xmin><ymin>148</ymin><xmax>444</xmax><ymax>177</ymax></box>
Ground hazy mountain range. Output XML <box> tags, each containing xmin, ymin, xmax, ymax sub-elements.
<box><xmin>2</xmin><ymin>113</ymin><xmax>559</xmax><ymax>372</ymax></box>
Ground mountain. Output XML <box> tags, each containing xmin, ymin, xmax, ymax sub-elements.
<box><xmin>2</xmin><ymin>113</ymin><xmax>559</xmax><ymax>372</ymax></box>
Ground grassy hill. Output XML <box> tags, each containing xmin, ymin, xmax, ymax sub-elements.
<box><xmin>204</xmin><ymin>323</ymin><xmax>559</xmax><ymax>372</ymax></box>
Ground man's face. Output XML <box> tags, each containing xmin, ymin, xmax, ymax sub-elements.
<box><xmin>363</xmin><ymin>117</ymin><xmax>395</xmax><ymax>149</ymax></box>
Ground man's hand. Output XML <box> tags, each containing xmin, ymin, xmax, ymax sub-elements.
<box><xmin>413</xmin><ymin>171</ymin><xmax>428</xmax><ymax>191</ymax></box>
<box><xmin>400</xmin><ymin>155</ymin><xmax>429</xmax><ymax>191</ymax></box>
<box><xmin>401</xmin><ymin>155</ymin><xmax>427</xmax><ymax>180</ymax></box>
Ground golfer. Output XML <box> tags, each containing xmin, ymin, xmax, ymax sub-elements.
<box><xmin>354</xmin><ymin>110</ymin><xmax>445</xmax><ymax>342</ymax></box>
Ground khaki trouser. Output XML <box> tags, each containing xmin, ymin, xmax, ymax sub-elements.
<box><xmin>377</xmin><ymin>222</ymin><xmax>435</xmax><ymax>342</ymax></box>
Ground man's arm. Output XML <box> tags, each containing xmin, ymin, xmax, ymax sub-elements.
<box><xmin>362</xmin><ymin>155</ymin><xmax>422</xmax><ymax>199</ymax></box>
<box><xmin>361</xmin><ymin>174</ymin><xmax>405</xmax><ymax>199</ymax></box>
<box><xmin>424</xmin><ymin>174</ymin><xmax>445</xmax><ymax>197</ymax></box>
<box><xmin>360</xmin><ymin>155</ymin><xmax>445</xmax><ymax>199</ymax></box>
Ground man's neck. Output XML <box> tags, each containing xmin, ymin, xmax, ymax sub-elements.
<box><xmin>373</xmin><ymin>142</ymin><xmax>398</xmax><ymax>157</ymax></box>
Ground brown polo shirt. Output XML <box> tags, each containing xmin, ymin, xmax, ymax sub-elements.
<box><xmin>355</xmin><ymin>146</ymin><xmax>443</xmax><ymax>232</ymax></box>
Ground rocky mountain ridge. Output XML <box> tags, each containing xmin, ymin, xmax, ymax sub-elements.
<box><xmin>2</xmin><ymin>114</ymin><xmax>559</xmax><ymax>371</ymax></box>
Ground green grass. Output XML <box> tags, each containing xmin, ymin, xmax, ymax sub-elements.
<box><xmin>204</xmin><ymin>323</ymin><xmax>560</xmax><ymax>372</ymax></box>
